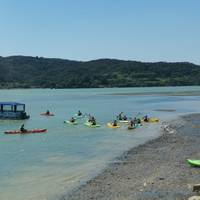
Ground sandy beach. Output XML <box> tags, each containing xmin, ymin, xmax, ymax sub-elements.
<box><xmin>66</xmin><ymin>114</ymin><xmax>200</xmax><ymax>200</ymax></box>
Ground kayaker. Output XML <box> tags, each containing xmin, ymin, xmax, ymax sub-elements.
<box><xmin>46</xmin><ymin>110</ymin><xmax>50</xmax><ymax>115</ymax></box>
<box><xmin>91</xmin><ymin>117</ymin><xmax>96</xmax><ymax>125</ymax></box>
<box><xmin>88</xmin><ymin>115</ymin><xmax>95</xmax><ymax>122</ymax></box>
<box><xmin>77</xmin><ymin>110</ymin><xmax>82</xmax><ymax>116</ymax></box>
<box><xmin>143</xmin><ymin>115</ymin><xmax>149</xmax><ymax>122</ymax></box>
<box><xmin>20</xmin><ymin>124</ymin><xmax>27</xmax><ymax>133</ymax></box>
<box><xmin>130</xmin><ymin>120</ymin><xmax>135</xmax><ymax>127</ymax></box>
<box><xmin>118</xmin><ymin>112</ymin><xmax>123</xmax><ymax>120</ymax></box>
<box><xmin>70</xmin><ymin>117</ymin><xmax>75</xmax><ymax>123</ymax></box>
<box><xmin>137</xmin><ymin>118</ymin><xmax>141</xmax><ymax>124</ymax></box>
<box><xmin>123</xmin><ymin>115</ymin><xmax>128</xmax><ymax>120</ymax></box>
<box><xmin>88</xmin><ymin>114</ymin><xmax>92</xmax><ymax>122</ymax></box>
<box><xmin>133</xmin><ymin>117</ymin><xmax>138</xmax><ymax>124</ymax></box>
<box><xmin>113</xmin><ymin>120</ymin><xmax>118</xmax><ymax>126</ymax></box>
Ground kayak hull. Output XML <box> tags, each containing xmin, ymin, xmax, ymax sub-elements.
<box><xmin>107</xmin><ymin>123</ymin><xmax>120</xmax><ymax>128</ymax></box>
<box><xmin>128</xmin><ymin>126</ymin><xmax>136</xmax><ymax>130</ymax></box>
<box><xmin>74</xmin><ymin>114</ymin><xmax>84</xmax><ymax>118</ymax></box>
<box><xmin>127</xmin><ymin>124</ymin><xmax>141</xmax><ymax>130</ymax></box>
<box><xmin>64</xmin><ymin>120</ymin><xmax>78</xmax><ymax>125</ymax></box>
<box><xmin>142</xmin><ymin>118</ymin><xmax>159</xmax><ymax>123</ymax></box>
<box><xmin>149</xmin><ymin>118</ymin><xmax>159</xmax><ymax>122</ymax></box>
<box><xmin>119</xmin><ymin>120</ymin><xmax>129</xmax><ymax>123</ymax></box>
<box><xmin>84</xmin><ymin>122</ymin><xmax>100</xmax><ymax>128</ymax></box>
<box><xmin>40</xmin><ymin>113</ymin><xmax>54</xmax><ymax>116</ymax></box>
<box><xmin>187</xmin><ymin>159</ymin><xmax>200</xmax><ymax>167</ymax></box>
<box><xmin>5</xmin><ymin>129</ymin><xmax>47</xmax><ymax>134</ymax></box>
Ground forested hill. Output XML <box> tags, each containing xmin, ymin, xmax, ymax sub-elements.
<box><xmin>0</xmin><ymin>56</ymin><xmax>200</xmax><ymax>88</ymax></box>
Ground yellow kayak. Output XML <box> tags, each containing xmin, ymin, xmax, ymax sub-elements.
<box><xmin>142</xmin><ymin>118</ymin><xmax>159</xmax><ymax>123</ymax></box>
<box><xmin>149</xmin><ymin>118</ymin><xmax>159</xmax><ymax>122</ymax></box>
<box><xmin>107</xmin><ymin>123</ymin><xmax>120</xmax><ymax>128</ymax></box>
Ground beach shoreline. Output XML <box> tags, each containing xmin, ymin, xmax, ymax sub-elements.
<box><xmin>66</xmin><ymin>114</ymin><xmax>200</xmax><ymax>200</ymax></box>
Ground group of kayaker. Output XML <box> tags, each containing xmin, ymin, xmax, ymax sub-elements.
<box><xmin>67</xmin><ymin>111</ymin><xmax>98</xmax><ymax>125</ymax></box>
<box><xmin>19</xmin><ymin>109</ymin><xmax>155</xmax><ymax>133</ymax></box>
<box><xmin>67</xmin><ymin>111</ymin><xmax>150</xmax><ymax>129</ymax></box>
<box><xmin>110</xmin><ymin>112</ymin><xmax>144</xmax><ymax>129</ymax></box>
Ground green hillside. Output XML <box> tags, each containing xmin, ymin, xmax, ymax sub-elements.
<box><xmin>0</xmin><ymin>56</ymin><xmax>200</xmax><ymax>88</ymax></box>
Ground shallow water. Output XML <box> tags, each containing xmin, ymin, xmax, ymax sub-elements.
<box><xmin>0</xmin><ymin>86</ymin><xmax>200</xmax><ymax>199</ymax></box>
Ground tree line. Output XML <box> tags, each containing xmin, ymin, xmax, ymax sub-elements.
<box><xmin>0</xmin><ymin>56</ymin><xmax>199</xmax><ymax>88</ymax></box>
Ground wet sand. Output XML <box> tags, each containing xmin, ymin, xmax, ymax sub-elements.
<box><xmin>66</xmin><ymin>114</ymin><xmax>200</xmax><ymax>200</ymax></box>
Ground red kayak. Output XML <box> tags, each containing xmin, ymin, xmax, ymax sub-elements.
<box><xmin>5</xmin><ymin>129</ymin><xmax>47</xmax><ymax>134</ymax></box>
<box><xmin>40</xmin><ymin>113</ymin><xmax>55</xmax><ymax>116</ymax></box>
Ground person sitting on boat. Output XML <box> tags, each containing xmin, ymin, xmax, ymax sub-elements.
<box><xmin>137</xmin><ymin>118</ymin><xmax>141</xmax><ymax>124</ymax></box>
<box><xmin>70</xmin><ymin>117</ymin><xmax>75</xmax><ymax>123</ymax></box>
<box><xmin>20</xmin><ymin>124</ymin><xmax>27</xmax><ymax>133</ymax></box>
<box><xmin>113</xmin><ymin>120</ymin><xmax>118</xmax><ymax>126</ymax></box>
<box><xmin>123</xmin><ymin>115</ymin><xmax>128</xmax><ymax>120</ymax></box>
<box><xmin>88</xmin><ymin>115</ymin><xmax>92</xmax><ymax>122</ymax></box>
<box><xmin>118</xmin><ymin>112</ymin><xmax>123</xmax><ymax>120</ymax></box>
<box><xmin>46</xmin><ymin>110</ymin><xmax>50</xmax><ymax>115</ymax></box>
<box><xmin>143</xmin><ymin>115</ymin><xmax>149</xmax><ymax>122</ymax></box>
<box><xmin>77</xmin><ymin>110</ymin><xmax>82</xmax><ymax>116</ymax></box>
<box><xmin>91</xmin><ymin>117</ymin><xmax>96</xmax><ymax>125</ymax></box>
<box><xmin>133</xmin><ymin>117</ymin><xmax>138</xmax><ymax>124</ymax></box>
<box><xmin>130</xmin><ymin>120</ymin><xmax>135</xmax><ymax>127</ymax></box>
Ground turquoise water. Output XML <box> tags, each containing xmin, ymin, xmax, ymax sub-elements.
<box><xmin>0</xmin><ymin>87</ymin><xmax>200</xmax><ymax>200</ymax></box>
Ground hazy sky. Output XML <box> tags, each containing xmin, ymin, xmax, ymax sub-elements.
<box><xmin>0</xmin><ymin>0</ymin><xmax>200</xmax><ymax>63</ymax></box>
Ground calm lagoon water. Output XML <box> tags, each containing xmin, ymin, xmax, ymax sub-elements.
<box><xmin>0</xmin><ymin>86</ymin><xmax>200</xmax><ymax>200</ymax></box>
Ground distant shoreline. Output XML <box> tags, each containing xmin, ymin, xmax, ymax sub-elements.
<box><xmin>1</xmin><ymin>56</ymin><xmax>200</xmax><ymax>89</ymax></box>
<box><xmin>66</xmin><ymin>114</ymin><xmax>200</xmax><ymax>200</ymax></box>
<box><xmin>0</xmin><ymin>85</ymin><xmax>200</xmax><ymax>90</ymax></box>
<box><xmin>107</xmin><ymin>91</ymin><xmax>200</xmax><ymax>96</ymax></box>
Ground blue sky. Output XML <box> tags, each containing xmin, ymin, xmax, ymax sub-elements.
<box><xmin>0</xmin><ymin>0</ymin><xmax>200</xmax><ymax>64</ymax></box>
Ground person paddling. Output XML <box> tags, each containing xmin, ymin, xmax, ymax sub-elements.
<box><xmin>88</xmin><ymin>114</ymin><xmax>92</xmax><ymax>122</ymax></box>
<box><xmin>20</xmin><ymin>124</ymin><xmax>27</xmax><ymax>133</ymax></box>
<box><xmin>113</xmin><ymin>120</ymin><xmax>118</xmax><ymax>126</ymax></box>
<box><xmin>77</xmin><ymin>110</ymin><xmax>82</xmax><ymax>116</ymax></box>
<box><xmin>123</xmin><ymin>115</ymin><xmax>128</xmax><ymax>120</ymax></box>
<box><xmin>91</xmin><ymin>117</ymin><xmax>96</xmax><ymax>125</ymax></box>
<box><xmin>137</xmin><ymin>118</ymin><xmax>141</xmax><ymax>124</ymax></box>
<box><xmin>130</xmin><ymin>120</ymin><xmax>135</xmax><ymax>127</ymax></box>
<box><xmin>143</xmin><ymin>115</ymin><xmax>149</xmax><ymax>122</ymax></box>
<box><xmin>70</xmin><ymin>117</ymin><xmax>75</xmax><ymax>123</ymax></box>
<box><xmin>118</xmin><ymin>112</ymin><xmax>123</xmax><ymax>120</ymax></box>
<box><xmin>46</xmin><ymin>110</ymin><xmax>50</xmax><ymax>115</ymax></box>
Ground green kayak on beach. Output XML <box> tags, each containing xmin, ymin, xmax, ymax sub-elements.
<box><xmin>187</xmin><ymin>159</ymin><xmax>200</xmax><ymax>167</ymax></box>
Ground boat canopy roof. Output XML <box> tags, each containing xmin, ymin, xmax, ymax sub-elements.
<box><xmin>0</xmin><ymin>102</ymin><xmax>25</xmax><ymax>106</ymax></box>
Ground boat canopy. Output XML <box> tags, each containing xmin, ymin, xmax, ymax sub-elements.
<box><xmin>0</xmin><ymin>102</ymin><xmax>25</xmax><ymax>112</ymax></box>
<box><xmin>0</xmin><ymin>102</ymin><xmax>25</xmax><ymax>106</ymax></box>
